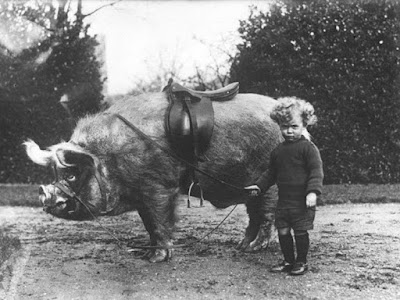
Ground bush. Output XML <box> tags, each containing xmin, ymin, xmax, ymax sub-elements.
<box><xmin>0</xmin><ymin>98</ymin><xmax>71</xmax><ymax>183</ymax></box>
<box><xmin>0</xmin><ymin>3</ymin><xmax>104</xmax><ymax>184</ymax></box>
<box><xmin>231</xmin><ymin>0</ymin><xmax>400</xmax><ymax>183</ymax></box>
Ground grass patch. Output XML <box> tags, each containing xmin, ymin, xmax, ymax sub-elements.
<box><xmin>0</xmin><ymin>184</ymin><xmax>41</xmax><ymax>207</ymax></box>
<box><xmin>320</xmin><ymin>184</ymin><xmax>400</xmax><ymax>205</ymax></box>
<box><xmin>0</xmin><ymin>229</ymin><xmax>21</xmax><ymax>268</ymax></box>
<box><xmin>1</xmin><ymin>183</ymin><xmax>400</xmax><ymax>208</ymax></box>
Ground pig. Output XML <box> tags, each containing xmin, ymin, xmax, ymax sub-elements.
<box><xmin>24</xmin><ymin>90</ymin><xmax>281</xmax><ymax>262</ymax></box>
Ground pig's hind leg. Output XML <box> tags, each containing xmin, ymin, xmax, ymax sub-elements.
<box><xmin>237</xmin><ymin>189</ymin><xmax>276</xmax><ymax>252</ymax></box>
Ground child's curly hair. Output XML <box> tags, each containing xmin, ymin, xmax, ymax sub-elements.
<box><xmin>270</xmin><ymin>97</ymin><xmax>317</xmax><ymax>126</ymax></box>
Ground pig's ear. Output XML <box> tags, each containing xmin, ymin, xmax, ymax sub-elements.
<box><xmin>23</xmin><ymin>139</ymin><xmax>53</xmax><ymax>167</ymax></box>
<box><xmin>55</xmin><ymin>149</ymin><xmax>94</xmax><ymax>168</ymax></box>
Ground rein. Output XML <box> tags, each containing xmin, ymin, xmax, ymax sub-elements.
<box><xmin>113</xmin><ymin>113</ymin><xmax>245</xmax><ymax>192</ymax></box>
<box><xmin>53</xmin><ymin>180</ymin><xmax>125</xmax><ymax>249</ymax></box>
<box><xmin>51</xmin><ymin>113</ymin><xmax>315</xmax><ymax>251</ymax></box>
<box><xmin>49</xmin><ymin>113</ymin><xmax>248</xmax><ymax>251</ymax></box>
<box><xmin>112</xmin><ymin>113</ymin><xmax>317</xmax><ymax>212</ymax></box>
<box><xmin>51</xmin><ymin>165</ymin><xmax>125</xmax><ymax>249</ymax></box>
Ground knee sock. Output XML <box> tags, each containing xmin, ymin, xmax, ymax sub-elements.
<box><xmin>294</xmin><ymin>231</ymin><xmax>309</xmax><ymax>263</ymax></box>
<box><xmin>278</xmin><ymin>233</ymin><xmax>295</xmax><ymax>264</ymax></box>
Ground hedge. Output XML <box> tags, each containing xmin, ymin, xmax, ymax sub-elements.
<box><xmin>231</xmin><ymin>0</ymin><xmax>400</xmax><ymax>183</ymax></box>
<box><xmin>0</xmin><ymin>10</ymin><xmax>103</xmax><ymax>184</ymax></box>
<box><xmin>0</xmin><ymin>97</ymin><xmax>71</xmax><ymax>183</ymax></box>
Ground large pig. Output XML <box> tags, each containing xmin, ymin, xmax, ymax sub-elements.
<box><xmin>24</xmin><ymin>90</ymin><xmax>281</xmax><ymax>262</ymax></box>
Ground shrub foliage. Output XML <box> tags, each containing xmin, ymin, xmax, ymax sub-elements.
<box><xmin>231</xmin><ymin>0</ymin><xmax>400</xmax><ymax>183</ymax></box>
<box><xmin>0</xmin><ymin>1</ymin><xmax>104</xmax><ymax>183</ymax></box>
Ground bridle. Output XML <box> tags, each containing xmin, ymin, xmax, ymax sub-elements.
<box><xmin>50</xmin><ymin>161</ymin><xmax>116</xmax><ymax>218</ymax></box>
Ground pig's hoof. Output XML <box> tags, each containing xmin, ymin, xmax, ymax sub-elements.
<box><xmin>248</xmin><ymin>236</ymin><xmax>269</xmax><ymax>252</ymax></box>
<box><xmin>236</xmin><ymin>237</ymin><xmax>252</xmax><ymax>252</ymax></box>
<box><xmin>249</xmin><ymin>222</ymin><xmax>275</xmax><ymax>251</ymax></box>
<box><xmin>236</xmin><ymin>224</ymin><xmax>258</xmax><ymax>252</ymax></box>
<box><xmin>237</xmin><ymin>222</ymin><xmax>275</xmax><ymax>252</ymax></box>
<box><xmin>149</xmin><ymin>248</ymin><xmax>172</xmax><ymax>263</ymax></box>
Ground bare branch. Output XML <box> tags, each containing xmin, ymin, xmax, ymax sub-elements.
<box><xmin>56</xmin><ymin>0</ymin><xmax>69</xmax><ymax>29</ymax></box>
<box><xmin>83</xmin><ymin>0</ymin><xmax>123</xmax><ymax>18</ymax></box>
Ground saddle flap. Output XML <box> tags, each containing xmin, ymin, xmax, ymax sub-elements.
<box><xmin>165</xmin><ymin>82</ymin><xmax>215</xmax><ymax>159</ymax></box>
<box><xmin>166</xmin><ymin>95</ymin><xmax>214</xmax><ymax>157</ymax></box>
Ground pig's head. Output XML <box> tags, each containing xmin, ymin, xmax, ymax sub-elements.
<box><xmin>24</xmin><ymin>139</ymin><xmax>110</xmax><ymax>220</ymax></box>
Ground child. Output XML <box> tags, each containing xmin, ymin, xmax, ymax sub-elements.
<box><xmin>245</xmin><ymin>97</ymin><xmax>323</xmax><ymax>276</ymax></box>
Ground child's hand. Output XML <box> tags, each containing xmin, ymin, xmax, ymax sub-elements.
<box><xmin>306</xmin><ymin>192</ymin><xmax>317</xmax><ymax>207</ymax></box>
<box><xmin>244</xmin><ymin>185</ymin><xmax>261</xmax><ymax>197</ymax></box>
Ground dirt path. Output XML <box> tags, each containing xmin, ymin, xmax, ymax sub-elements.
<box><xmin>1</xmin><ymin>202</ymin><xmax>400</xmax><ymax>300</ymax></box>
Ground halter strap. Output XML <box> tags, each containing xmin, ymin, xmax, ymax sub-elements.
<box><xmin>51</xmin><ymin>165</ymin><xmax>116</xmax><ymax>216</ymax></box>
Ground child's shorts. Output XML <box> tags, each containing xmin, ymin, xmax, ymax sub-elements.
<box><xmin>275</xmin><ymin>207</ymin><xmax>315</xmax><ymax>230</ymax></box>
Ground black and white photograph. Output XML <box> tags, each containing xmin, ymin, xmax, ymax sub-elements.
<box><xmin>0</xmin><ymin>0</ymin><xmax>399</xmax><ymax>299</ymax></box>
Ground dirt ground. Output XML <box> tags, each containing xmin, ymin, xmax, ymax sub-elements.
<box><xmin>0</xmin><ymin>200</ymin><xmax>399</xmax><ymax>300</ymax></box>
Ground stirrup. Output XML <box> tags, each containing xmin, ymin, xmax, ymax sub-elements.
<box><xmin>187</xmin><ymin>181</ymin><xmax>205</xmax><ymax>208</ymax></box>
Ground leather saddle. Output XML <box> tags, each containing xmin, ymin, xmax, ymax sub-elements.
<box><xmin>164</xmin><ymin>80</ymin><xmax>239</xmax><ymax>160</ymax></box>
<box><xmin>163</xmin><ymin>80</ymin><xmax>239</xmax><ymax>207</ymax></box>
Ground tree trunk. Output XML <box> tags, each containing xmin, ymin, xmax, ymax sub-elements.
<box><xmin>55</xmin><ymin>0</ymin><xmax>69</xmax><ymax>34</ymax></box>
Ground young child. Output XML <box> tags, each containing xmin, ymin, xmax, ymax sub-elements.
<box><xmin>245</xmin><ymin>97</ymin><xmax>323</xmax><ymax>276</ymax></box>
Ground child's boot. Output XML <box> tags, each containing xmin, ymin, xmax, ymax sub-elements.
<box><xmin>270</xmin><ymin>233</ymin><xmax>295</xmax><ymax>272</ymax></box>
<box><xmin>291</xmin><ymin>231</ymin><xmax>309</xmax><ymax>275</ymax></box>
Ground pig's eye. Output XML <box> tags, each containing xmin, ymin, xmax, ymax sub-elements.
<box><xmin>66</xmin><ymin>174</ymin><xmax>76</xmax><ymax>182</ymax></box>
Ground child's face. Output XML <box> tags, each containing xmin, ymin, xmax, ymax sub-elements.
<box><xmin>279</xmin><ymin>112</ymin><xmax>305</xmax><ymax>142</ymax></box>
